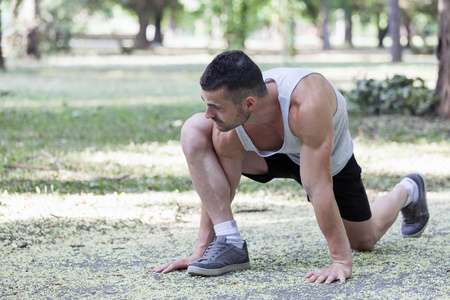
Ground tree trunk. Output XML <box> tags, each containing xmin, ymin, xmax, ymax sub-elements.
<box><xmin>389</xmin><ymin>0</ymin><xmax>402</xmax><ymax>62</ymax></box>
<box><xmin>280</xmin><ymin>0</ymin><xmax>296</xmax><ymax>57</ymax></box>
<box><xmin>378</xmin><ymin>18</ymin><xmax>389</xmax><ymax>48</ymax></box>
<box><xmin>402</xmin><ymin>9</ymin><xmax>413</xmax><ymax>49</ymax></box>
<box><xmin>153</xmin><ymin>10</ymin><xmax>163</xmax><ymax>45</ymax></box>
<box><xmin>285</xmin><ymin>10</ymin><xmax>296</xmax><ymax>56</ymax></box>
<box><xmin>0</xmin><ymin>0</ymin><xmax>5</xmax><ymax>72</ymax></box>
<box><xmin>344</xmin><ymin>6</ymin><xmax>353</xmax><ymax>47</ymax></box>
<box><xmin>237</xmin><ymin>0</ymin><xmax>248</xmax><ymax>49</ymax></box>
<box><xmin>137</xmin><ymin>10</ymin><xmax>151</xmax><ymax>49</ymax></box>
<box><xmin>320</xmin><ymin>0</ymin><xmax>331</xmax><ymax>51</ymax></box>
<box><xmin>152</xmin><ymin>0</ymin><xmax>165</xmax><ymax>45</ymax></box>
<box><xmin>27</xmin><ymin>28</ymin><xmax>39</xmax><ymax>57</ymax></box>
<box><xmin>26</xmin><ymin>0</ymin><xmax>41</xmax><ymax>59</ymax></box>
<box><xmin>437</xmin><ymin>0</ymin><xmax>450</xmax><ymax>118</ymax></box>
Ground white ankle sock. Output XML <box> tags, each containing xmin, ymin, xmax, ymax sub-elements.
<box><xmin>214</xmin><ymin>220</ymin><xmax>244</xmax><ymax>248</ymax></box>
<box><xmin>396</xmin><ymin>177</ymin><xmax>419</xmax><ymax>208</ymax></box>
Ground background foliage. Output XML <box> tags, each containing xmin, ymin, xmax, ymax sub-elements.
<box><xmin>344</xmin><ymin>75</ymin><xmax>440</xmax><ymax>115</ymax></box>
<box><xmin>0</xmin><ymin>0</ymin><xmax>439</xmax><ymax>55</ymax></box>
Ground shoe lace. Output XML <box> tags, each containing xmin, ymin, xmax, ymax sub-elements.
<box><xmin>198</xmin><ymin>241</ymin><xmax>227</xmax><ymax>262</ymax></box>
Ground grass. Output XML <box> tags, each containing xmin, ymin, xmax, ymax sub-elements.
<box><xmin>1</xmin><ymin>49</ymin><xmax>449</xmax><ymax>299</ymax></box>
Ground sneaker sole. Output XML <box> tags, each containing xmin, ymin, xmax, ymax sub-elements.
<box><xmin>402</xmin><ymin>219</ymin><xmax>429</xmax><ymax>238</ymax></box>
<box><xmin>187</xmin><ymin>262</ymin><xmax>250</xmax><ymax>276</ymax></box>
<box><xmin>402</xmin><ymin>173</ymin><xmax>429</xmax><ymax>238</ymax></box>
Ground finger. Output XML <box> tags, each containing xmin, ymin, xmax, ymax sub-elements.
<box><xmin>338</xmin><ymin>273</ymin><xmax>346</xmax><ymax>284</ymax></box>
<box><xmin>324</xmin><ymin>274</ymin><xmax>337</xmax><ymax>285</ymax></box>
<box><xmin>304</xmin><ymin>270</ymin><xmax>319</xmax><ymax>280</ymax></box>
<box><xmin>155</xmin><ymin>261</ymin><xmax>183</xmax><ymax>273</ymax></box>
<box><xmin>162</xmin><ymin>265</ymin><xmax>174</xmax><ymax>273</ymax></box>
<box><xmin>154</xmin><ymin>263</ymin><xmax>170</xmax><ymax>273</ymax></box>
<box><xmin>314</xmin><ymin>274</ymin><xmax>328</xmax><ymax>284</ymax></box>
<box><xmin>162</xmin><ymin>262</ymin><xmax>182</xmax><ymax>273</ymax></box>
<box><xmin>305</xmin><ymin>277</ymin><xmax>315</xmax><ymax>284</ymax></box>
<box><xmin>304</xmin><ymin>273</ymin><xmax>319</xmax><ymax>283</ymax></box>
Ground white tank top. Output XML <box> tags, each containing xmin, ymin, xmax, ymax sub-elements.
<box><xmin>235</xmin><ymin>68</ymin><xmax>353</xmax><ymax>176</ymax></box>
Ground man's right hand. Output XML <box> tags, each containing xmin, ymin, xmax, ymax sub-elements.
<box><xmin>153</xmin><ymin>253</ymin><xmax>202</xmax><ymax>274</ymax></box>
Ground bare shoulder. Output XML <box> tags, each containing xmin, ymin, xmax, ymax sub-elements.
<box><xmin>289</xmin><ymin>74</ymin><xmax>336</xmax><ymax>146</ymax></box>
<box><xmin>291</xmin><ymin>73</ymin><xmax>336</xmax><ymax>113</ymax></box>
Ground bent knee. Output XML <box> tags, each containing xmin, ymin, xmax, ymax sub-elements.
<box><xmin>181</xmin><ymin>113</ymin><xmax>213</xmax><ymax>155</ymax></box>
<box><xmin>350</xmin><ymin>239</ymin><xmax>376</xmax><ymax>251</ymax></box>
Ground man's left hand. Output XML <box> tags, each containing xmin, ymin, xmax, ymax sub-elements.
<box><xmin>304</xmin><ymin>262</ymin><xmax>352</xmax><ymax>284</ymax></box>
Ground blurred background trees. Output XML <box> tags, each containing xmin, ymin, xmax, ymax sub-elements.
<box><xmin>0</xmin><ymin>0</ymin><xmax>448</xmax><ymax>117</ymax></box>
<box><xmin>0</xmin><ymin>0</ymin><xmax>439</xmax><ymax>57</ymax></box>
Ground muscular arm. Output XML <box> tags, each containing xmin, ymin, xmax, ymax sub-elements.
<box><xmin>290</xmin><ymin>75</ymin><xmax>352</xmax><ymax>284</ymax></box>
<box><xmin>300</xmin><ymin>136</ymin><xmax>352</xmax><ymax>284</ymax></box>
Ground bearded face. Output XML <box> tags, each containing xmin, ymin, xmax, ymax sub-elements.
<box><xmin>202</xmin><ymin>89</ymin><xmax>250</xmax><ymax>132</ymax></box>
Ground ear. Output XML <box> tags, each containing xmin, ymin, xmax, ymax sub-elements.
<box><xmin>243</xmin><ymin>96</ymin><xmax>256</xmax><ymax>111</ymax></box>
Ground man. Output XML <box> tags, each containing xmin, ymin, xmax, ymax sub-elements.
<box><xmin>154</xmin><ymin>50</ymin><xmax>429</xmax><ymax>284</ymax></box>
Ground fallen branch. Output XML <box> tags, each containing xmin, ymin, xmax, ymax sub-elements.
<box><xmin>235</xmin><ymin>208</ymin><xmax>268</xmax><ymax>214</ymax></box>
<box><xmin>4</xmin><ymin>163</ymin><xmax>58</xmax><ymax>171</ymax></box>
<box><xmin>113</xmin><ymin>174</ymin><xmax>130</xmax><ymax>181</ymax></box>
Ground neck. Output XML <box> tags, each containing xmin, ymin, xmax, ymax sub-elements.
<box><xmin>244</xmin><ymin>82</ymin><xmax>280</xmax><ymax>126</ymax></box>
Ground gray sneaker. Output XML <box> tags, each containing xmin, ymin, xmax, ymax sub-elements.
<box><xmin>187</xmin><ymin>236</ymin><xmax>250</xmax><ymax>276</ymax></box>
<box><xmin>401</xmin><ymin>173</ymin><xmax>429</xmax><ymax>237</ymax></box>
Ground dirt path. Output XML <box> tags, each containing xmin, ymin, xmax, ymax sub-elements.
<box><xmin>1</xmin><ymin>191</ymin><xmax>449</xmax><ymax>299</ymax></box>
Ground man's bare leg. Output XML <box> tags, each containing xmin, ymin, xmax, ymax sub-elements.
<box><xmin>180</xmin><ymin>113</ymin><xmax>274</xmax><ymax>276</ymax></box>
<box><xmin>181</xmin><ymin>113</ymin><xmax>268</xmax><ymax>224</ymax></box>
<box><xmin>181</xmin><ymin>113</ymin><xmax>242</xmax><ymax>224</ymax></box>
<box><xmin>344</xmin><ymin>173</ymin><xmax>428</xmax><ymax>250</ymax></box>
<box><xmin>343</xmin><ymin>186</ymin><xmax>408</xmax><ymax>251</ymax></box>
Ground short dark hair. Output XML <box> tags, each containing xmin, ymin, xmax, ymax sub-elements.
<box><xmin>200</xmin><ymin>50</ymin><xmax>268</xmax><ymax>105</ymax></box>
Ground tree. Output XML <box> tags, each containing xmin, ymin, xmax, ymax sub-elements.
<box><xmin>332</xmin><ymin>0</ymin><xmax>362</xmax><ymax>48</ymax></box>
<box><xmin>266</xmin><ymin>0</ymin><xmax>297</xmax><ymax>56</ymax></box>
<box><xmin>400</xmin><ymin>0</ymin><xmax>438</xmax><ymax>53</ymax></box>
<box><xmin>0</xmin><ymin>0</ymin><xmax>5</xmax><ymax>72</ymax></box>
<box><xmin>320</xmin><ymin>0</ymin><xmax>331</xmax><ymax>50</ymax></box>
<box><xmin>26</xmin><ymin>0</ymin><xmax>41</xmax><ymax>58</ymax></box>
<box><xmin>3</xmin><ymin>0</ymin><xmax>104</xmax><ymax>57</ymax></box>
<box><xmin>389</xmin><ymin>0</ymin><xmax>402</xmax><ymax>62</ymax></box>
<box><xmin>113</xmin><ymin>0</ymin><xmax>153</xmax><ymax>48</ymax></box>
<box><xmin>268</xmin><ymin>0</ymin><xmax>320</xmax><ymax>55</ymax></box>
<box><xmin>343</xmin><ymin>1</ymin><xmax>353</xmax><ymax>47</ymax></box>
<box><xmin>199</xmin><ymin>0</ymin><xmax>268</xmax><ymax>50</ymax></box>
<box><xmin>221</xmin><ymin>0</ymin><xmax>250</xmax><ymax>49</ymax></box>
<box><xmin>131</xmin><ymin>0</ymin><xmax>153</xmax><ymax>48</ymax></box>
<box><xmin>437</xmin><ymin>0</ymin><xmax>450</xmax><ymax>118</ymax></box>
<box><xmin>118</xmin><ymin>0</ymin><xmax>178</xmax><ymax>48</ymax></box>
<box><xmin>153</xmin><ymin>0</ymin><xmax>165</xmax><ymax>45</ymax></box>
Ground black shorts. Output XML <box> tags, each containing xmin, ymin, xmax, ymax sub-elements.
<box><xmin>242</xmin><ymin>154</ymin><xmax>371</xmax><ymax>222</ymax></box>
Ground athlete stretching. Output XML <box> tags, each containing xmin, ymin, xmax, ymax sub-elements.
<box><xmin>154</xmin><ymin>50</ymin><xmax>429</xmax><ymax>284</ymax></box>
